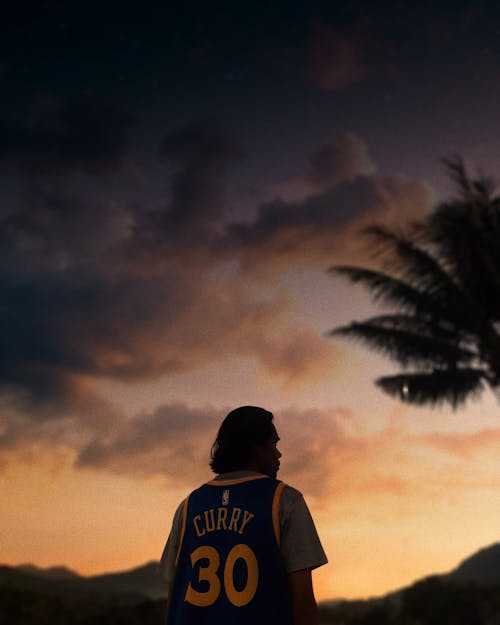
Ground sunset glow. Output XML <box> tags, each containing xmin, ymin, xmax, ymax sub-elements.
<box><xmin>2</xmin><ymin>1</ymin><xmax>500</xmax><ymax>602</ymax></box>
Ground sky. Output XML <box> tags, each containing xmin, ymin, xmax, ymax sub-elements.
<box><xmin>2</xmin><ymin>0</ymin><xmax>500</xmax><ymax>601</ymax></box>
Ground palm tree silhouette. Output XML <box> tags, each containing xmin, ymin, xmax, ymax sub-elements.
<box><xmin>329</xmin><ymin>157</ymin><xmax>500</xmax><ymax>409</ymax></box>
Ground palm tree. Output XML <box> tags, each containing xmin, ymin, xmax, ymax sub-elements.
<box><xmin>328</xmin><ymin>157</ymin><xmax>500</xmax><ymax>409</ymax></box>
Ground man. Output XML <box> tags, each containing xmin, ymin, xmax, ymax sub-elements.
<box><xmin>160</xmin><ymin>406</ymin><xmax>327</xmax><ymax>624</ymax></box>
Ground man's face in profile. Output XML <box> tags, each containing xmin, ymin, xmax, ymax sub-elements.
<box><xmin>255</xmin><ymin>424</ymin><xmax>282</xmax><ymax>477</ymax></box>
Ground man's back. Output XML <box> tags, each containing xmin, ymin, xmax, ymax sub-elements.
<box><xmin>168</xmin><ymin>475</ymin><xmax>291</xmax><ymax>625</ymax></box>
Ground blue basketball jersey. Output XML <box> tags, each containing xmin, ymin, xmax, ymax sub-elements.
<box><xmin>167</xmin><ymin>476</ymin><xmax>292</xmax><ymax>625</ymax></box>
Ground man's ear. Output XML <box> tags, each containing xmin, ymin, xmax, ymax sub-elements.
<box><xmin>247</xmin><ymin>443</ymin><xmax>263</xmax><ymax>467</ymax></box>
<box><xmin>251</xmin><ymin>442</ymin><xmax>264</xmax><ymax>457</ymax></box>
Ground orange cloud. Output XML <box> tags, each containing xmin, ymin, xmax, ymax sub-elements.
<box><xmin>418</xmin><ymin>428</ymin><xmax>500</xmax><ymax>459</ymax></box>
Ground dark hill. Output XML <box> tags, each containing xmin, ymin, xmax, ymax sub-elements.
<box><xmin>446</xmin><ymin>542</ymin><xmax>500</xmax><ymax>585</ymax></box>
<box><xmin>17</xmin><ymin>564</ymin><xmax>80</xmax><ymax>580</ymax></box>
<box><xmin>3</xmin><ymin>542</ymin><xmax>500</xmax><ymax>611</ymax></box>
<box><xmin>1</xmin><ymin>561</ymin><xmax>166</xmax><ymax>604</ymax></box>
<box><xmin>320</xmin><ymin>544</ymin><xmax>500</xmax><ymax>625</ymax></box>
<box><xmin>3</xmin><ymin>545</ymin><xmax>500</xmax><ymax>624</ymax></box>
<box><xmin>79</xmin><ymin>561</ymin><xmax>166</xmax><ymax>600</ymax></box>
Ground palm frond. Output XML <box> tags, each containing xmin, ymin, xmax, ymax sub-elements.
<box><xmin>330</xmin><ymin>265</ymin><xmax>477</xmax><ymax>331</ymax></box>
<box><xmin>419</xmin><ymin>159</ymin><xmax>500</xmax><ymax>312</ymax></box>
<box><xmin>441</xmin><ymin>155</ymin><xmax>474</xmax><ymax>200</ymax></box>
<box><xmin>330</xmin><ymin>320</ymin><xmax>477</xmax><ymax>368</ymax></box>
<box><xmin>362</xmin><ymin>224</ymin><xmax>475</xmax><ymax>311</ymax></box>
<box><xmin>355</xmin><ymin>313</ymin><xmax>471</xmax><ymax>344</ymax></box>
<box><xmin>331</xmin><ymin>266</ymin><xmax>443</xmax><ymax>317</ymax></box>
<box><xmin>442</xmin><ymin>155</ymin><xmax>498</xmax><ymax>203</ymax></box>
<box><xmin>376</xmin><ymin>369</ymin><xmax>486</xmax><ymax>409</ymax></box>
<box><xmin>472</xmin><ymin>176</ymin><xmax>496</xmax><ymax>201</ymax></box>
<box><xmin>422</xmin><ymin>203</ymin><xmax>500</xmax><ymax>319</ymax></box>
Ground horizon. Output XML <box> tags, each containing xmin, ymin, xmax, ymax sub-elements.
<box><xmin>6</xmin><ymin>539</ymin><xmax>500</xmax><ymax>602</ymax></box>
<box><xmin>2</xmin><ymin>1</ymin><xmax>500</xmax><ymax>602</ymax></box>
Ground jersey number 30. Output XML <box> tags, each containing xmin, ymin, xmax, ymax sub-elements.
<box><xmin>185</xmin><ymin>544</ymin><xmax>258</xmax><ymax>607</ymax></box>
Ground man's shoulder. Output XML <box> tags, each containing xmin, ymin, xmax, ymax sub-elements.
<box><xmin>280</xmin><ymin>483</ymin><xmax>304</xmax><ymax>507</ymax></box>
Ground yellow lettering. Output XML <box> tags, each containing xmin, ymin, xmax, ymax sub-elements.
<box><xmin>228</xmin><ymin>507</ymin><xmax>242</xmax><ymax>531</ymax></box>
<box><xmin>224</xmin><ymin>544</ymin><xmax>259</xmax><ymax>607</ymax></box>
<box><xmin>193</xmin><ymin>514</ymin><xmax>205</xmax><ymax>537</ymax></box>
<box><xmin>204</xmin><ymin>509</ymin><xmax>216</xmax><ymax>532</ymax></box>
<box><xmin>216</xmin><ymin>507</ymin><xmax>228</xmax><ymax>530</ymax></box>
<box><xmin>185</xmin><ymin>546</ymin><xmax>221</xmax><ymax>607</ymax></box>
<box><xmin>238</xmin><ymin>510</ymin><xmax>254</xmax><ymax>534</ymax></box>
<box><xmin>185</xmin><ymin>544</ymin><xmax>259</xmax><ymax>608</ymax></box>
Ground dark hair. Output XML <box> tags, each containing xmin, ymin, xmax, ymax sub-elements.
<box><xmin>210</xmin><ymin>406</ymin><xmax>274</xmax><ymax>474</ymax></box>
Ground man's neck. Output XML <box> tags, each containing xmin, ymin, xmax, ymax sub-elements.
<box><xmin>213</xmin><ymin>469</ymin><xmax>266</xmax><ymax>479</ymax></box>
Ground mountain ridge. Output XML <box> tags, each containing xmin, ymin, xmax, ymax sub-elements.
<box><xmin>3</xmin><ymin>541</ymin><xmax>500</xmax><ymax>604</ymax></box>
<box><xmin>446</xmin><ymin>542</ymin><xmax>500</xmax><ymax>585</ymax></box>
<box><xmin>17</xmin><ymin>564</ymin><xmax>80</xmax><ymax>580</ymax></box>
<box><xmin>0</xmin><ymin>561</ymin><xmax>166</xmax><ymax>603</ymax></box>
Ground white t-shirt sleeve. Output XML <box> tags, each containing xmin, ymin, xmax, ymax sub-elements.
<box><xmin>279</xmin><ymin>486</ymin><xmax>328</xmax><ymax>573</ymax></box>
<box><xmin>159</xmin><ymin>500</ymin><xmax>184</xmax><ymax>583</ymax></box>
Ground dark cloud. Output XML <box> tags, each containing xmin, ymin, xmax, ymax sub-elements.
<box><xmin>0</xmin><ymin>262</ymin><xmax>299</xmax><ymax>429</ymax></box>
<box><xmin>219</xmin><ymin>132</ymin><xmax>430</xmax><ymax>271</ymax></box>
<box><xmin>223</xmin><ymin>173</ymin><xmax>431</xmax><ymax>271</ymax></box>
<box><xmin>0</xmin><ymin>95</ymin><xmax>134</xmax><ymax>176</ymax></box>
<box><xmin>74</xmin><ymin>402</ymin><xmax>422</xmax><ymax>503</ymax></box>
<box><xmin>75</xmin><ymin>402</ymin><xmax>351</xmax><ymax>498</ymax></box>
<box><xmin>128</xmin><ymin>119</ymin><xmax>243</xmax><ymax>259</ymax></box>
<box><xmin>5</xmin><ymin>394</ymin><xmax>348</xmax><ymax>498</ymax></box>
<box><xmin>0</xmin><ymin>185</ymin><xmax>130</xmax><ymax>270</ymax></box>
<box><xmin>0</xmin><ymin>119</ymin><xmax>431</xmax><ymax>467</ymax></box>
<box><xmin>75</xmin><ymin>403</ymin><xmax>221</xmax><ymax>484</ymax></box>
<box><xmin>0</xmin><ymin>119</ymin><xmax>246</xmax><ymax>429</ymax></box>
<box><xmin>0</xmin><ymin>263</ymin><xmax>199</xmax><ymax>441</ymax></box>
<box><xmin>227</xmin><ymin>180</ymin><xmax>376</xmax><ymax>248</ymax></box>
<box><xmin>305</xmin><ymin>132</ymin><xmax>375</xmax><ymax>189</ymax></box>
<box><xmin>0</xmin><ymin>373</ymin><xmax>123</xmax><ymax>471</ymax></box>
<box><xmin>159</xmin><ymin>119</ymin><xmax>243</xmax><ymax>231</ymax></box>
<box><xmin>0</xmin><ymin>263</ymin><xmax>287</xmax><ymax>395</ymax></box>
<box><xmin>8</xmin><ymin>392</ymin><xmax>491</xmax><ymax>503</ymax></box>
